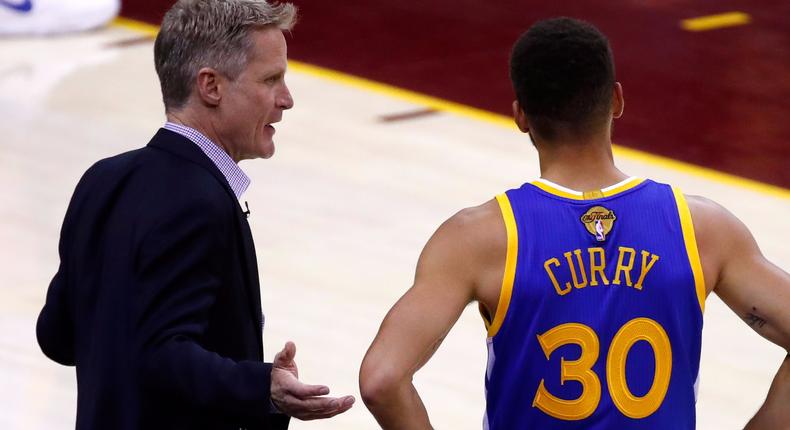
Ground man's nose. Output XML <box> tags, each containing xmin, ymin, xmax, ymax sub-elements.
<box><xmin>277</xmin><ymin>84</ymin><xmax>294</xmax><ymax>110</ymax></box>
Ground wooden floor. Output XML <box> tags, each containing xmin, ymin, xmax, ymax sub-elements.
<box><xmin>0</xmin><ymin>24</ymin><xmax>788</xmax><ymax>429</ymax></box>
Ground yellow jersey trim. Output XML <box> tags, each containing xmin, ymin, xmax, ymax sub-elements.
<box><xmin>672</xmin><ymin>187</ymin><xmax>707</xmax><ymax>313</ymax></box>
<box><xmin>488</xmin><ymin>193</ymin><xmax>518</xmax><ymax>338</ymax></box>
<box><xmin>603</xmin><ymin>177</ymin><xmax>646</xmax><ymax>197</ymax></box>
<box><xmin>532</xmin><ymin>180</ymin><xmax>583</xmax><ymax>200</ymax></box>
<box><xmin>531</xmin><ymin>177</ymin><xmax>646</xmax><ymax>200</ymax></box>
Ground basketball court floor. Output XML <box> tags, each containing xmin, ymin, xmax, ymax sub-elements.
<box><xmin>1</xmin><ymin>22</ymin><xmax>788</xmax><ymax>429</ymax></box>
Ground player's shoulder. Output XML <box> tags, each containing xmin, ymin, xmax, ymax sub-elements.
<box><xmin>684</xmin><ymin>194</ymin><xmax>741</xmax><ymax>232</ymax></box>
<box><xmin>448</xmin><ymin>198</ymin><xmax>502</xmax><ymax>226</ymax></box>
<box><xmin>431</xmin><ymin>198</ymin><xmax>506</xmax><ymax>258</ymax></box>
<box><xmin>442</xmin><ymin>198</ymin><xmax>503</xmax><ymax>237</ymax></box>
<box><xmin>417</xmin><ymin>199</ymin><xmax>506</xmax><ymax>284</ymax></box>
<box><xmin>684</xmin><ymin>193</ymin><xmax>755</xmax><ymax>259</ymax></box>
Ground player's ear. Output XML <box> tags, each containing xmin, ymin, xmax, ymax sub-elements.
<box><xmin>195</xmin><ymin>67</ymin><xmax>222</xmax><ymax>107</ymax></box>
<box><xmin>612</xmin><ymin>82</ymin><xmax>624</xmax><ymax>119</ymax></box>
<box><xmin>512</xmin><ymin>100</ymin><xmax>529</xmax><ymax>133</ymax></box>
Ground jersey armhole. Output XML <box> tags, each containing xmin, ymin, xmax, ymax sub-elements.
<box><xmin>484</xmin><ymin>193</ymin><xmax>519</xmax><ymax>338</ymax></box>
<box><xmin>671</xmin><ymin>187</ymin><xmax>707</xmax><ymax>313</ymax></box>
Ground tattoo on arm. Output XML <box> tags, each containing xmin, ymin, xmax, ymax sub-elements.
<box><xmin>745</xmin><ymin>307</ymin><xmax>768</xmax><ymax>329</ymax></box>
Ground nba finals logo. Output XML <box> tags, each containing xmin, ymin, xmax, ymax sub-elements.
<box><xmin>581</xmin><ymin>206</ymin><xmax>616</xmax><ymax>242</ymax></box>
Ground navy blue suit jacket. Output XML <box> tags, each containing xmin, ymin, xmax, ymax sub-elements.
<box><xmin>37</xmin><ymin>129</ymin><xmax>289</xmax><ymax>430</ymax></box>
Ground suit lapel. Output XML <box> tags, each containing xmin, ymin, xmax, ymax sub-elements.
<box><xmin>148</xmin><ymin>129</ymin><xmax>264</xmax><ymax>356</ymax></box>
<box><xmin>237</xmin><ymin>214</ymin><xmax>265</xmax><ymax>357</ymax></box>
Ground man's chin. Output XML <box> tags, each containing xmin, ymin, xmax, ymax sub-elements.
<box><xmin>261</xmin><ymin>144</ymin><xmax>275</xmax><ymax>159</ymax></box>
<box><xmin>257</xmin><ymin>140</ymin><xmax>275</xmax><ymax>159</ymax></box>
<box><xmin>238</xmin><ymin>144</ymin><xmax>274</xmax><ymax>162</ymax></box>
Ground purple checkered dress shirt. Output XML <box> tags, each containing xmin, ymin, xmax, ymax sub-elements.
<box><xmin>163</xmin><ymin>122</ymin><xmax>250</xmax><ymax>200</ymax></box>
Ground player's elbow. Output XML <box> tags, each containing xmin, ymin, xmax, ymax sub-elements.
<box><xmin>359</xmin><ymin>357</ymin><xmax>403</xmax><ymax>410</ymax></box>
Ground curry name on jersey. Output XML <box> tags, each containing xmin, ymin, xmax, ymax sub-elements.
<box><xmin>482</xmin><ymin>177</ymin><xmax>705</xmax><ymax>430</ymax></box>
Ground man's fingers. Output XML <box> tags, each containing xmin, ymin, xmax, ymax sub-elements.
<box><xmin>273</xmin><ymin>341</ymin><xmax>296</xmax><ymax>367</ymax></box>
<box><xmin>307</xmin><ymin>395</ymin><xmax>355</xmax><ymax>420</ymax></box>
<box><xmin>289</xmin><ymin>395</ymin><xmax>355</xmax><ymax>420</ymax></box>
<box><xmin>284</xmin><ymin>341</ymin><xmax>296</xmax><ymax>360</ymax></box>
<box><xmin>321</xmin><ymin>395</ymin><xmax>355</xmax><ymax>418</ymax></box>
<box><xmin>288</xmin><ymin>380</ymin><xmax>330</xmax><ymax>398</ymax></box>
<box><xmin>270</xmin><ymin>343</ymin><xmax>354</xmax><ymax>421</ymax></box>
<box><xmin>334</xmin><ymin>395</ymin><xmax>355</xmax><ymax>412</ymax></box>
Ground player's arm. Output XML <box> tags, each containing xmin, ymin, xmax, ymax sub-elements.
<box><xmin>744</xmin><ymin>354</ymin><xmax>790</xmax><ymax>430</ymax></box>
<box><xmin>690</xmin><ymin>196</ymin><xmax>790</xmax><ymax>349</ymax></box>
<box><xmin>688</xmin><ymin>196</ymin><xmax>790</xmax><ymax>428</ymax></box>
<box><xmin>359</xmin><ymin>200</ymin><xmax>503</xmax><ymax>429</ymax></box>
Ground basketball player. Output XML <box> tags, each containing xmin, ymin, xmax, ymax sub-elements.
<box><xmin>359</xmin><ymin>18</ymin><xmax>790</xmax><ymax>429</ymax></box>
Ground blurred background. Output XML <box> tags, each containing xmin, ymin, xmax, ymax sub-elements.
<box><xmin>1</xmin><ymin>0</ymin><xmax>788</xmax><ymax>429</ymax></box>
<box><xmin>121</xmin><ymin>0</ymin><xmax>790</xmax><ymax>188</ymax></box>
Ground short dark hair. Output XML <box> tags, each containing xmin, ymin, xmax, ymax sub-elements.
<box><xmin>510</xmin><ymin>17</ymin><xmax>615</xmax><ymax>141</ymax></box>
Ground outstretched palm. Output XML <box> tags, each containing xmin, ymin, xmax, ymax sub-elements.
<box><xmin>270</xmin><ymin>341</ymin><xmax>355</xmax><ymax>420</ymax></box>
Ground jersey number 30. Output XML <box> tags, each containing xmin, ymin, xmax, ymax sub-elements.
<box><xmin>532</xmin><ymin>317</ymin><xmax>672</xmax><ymax>420</ymax></box>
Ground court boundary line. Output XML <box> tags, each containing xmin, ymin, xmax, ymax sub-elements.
<box><xmin>681</xmin><ymin>12</ymin><xmax>751</xmax><ymax>32</ymax></box>
<box><xmin>110</xmin><ymin>17</ymin><xmax>789</xmax><ymax>200</ymax></box>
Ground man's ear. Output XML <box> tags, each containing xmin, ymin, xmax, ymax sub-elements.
<box><xmin>512</xmin><ymin>100</ymin><xmax>529</xmax><ymax>133</ymax></box>
<box><xmin>195</xmin><ymin>67</ymin><xmax>222</xmax><ymax>107</ymax></box>
<box><xmin>612</xmin><ymin>82</ymin><xmax>624</xmax><ymax>119</ymax></box>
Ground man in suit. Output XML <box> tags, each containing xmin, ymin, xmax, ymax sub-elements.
<box><xmin>36</xmin><ymin>1</ymin><xmax>354</xmax><ymax>428</ymax></box>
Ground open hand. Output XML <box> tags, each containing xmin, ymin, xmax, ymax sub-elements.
<box><xmin>271</xmin><ymin>341</ymin><xmax>355</xmax><ymax>420</ymax></box>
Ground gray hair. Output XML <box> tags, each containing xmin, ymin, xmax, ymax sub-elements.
<box><xmin>154</xmin><ymin>0</ymin><xmax>297</xmax><ymax>111</ymax></box>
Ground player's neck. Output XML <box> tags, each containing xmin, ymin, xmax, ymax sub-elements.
<box><xmin>536</xmin><ymin>137</ymin><xmax>628</xmax><ymax>192</ymax></box>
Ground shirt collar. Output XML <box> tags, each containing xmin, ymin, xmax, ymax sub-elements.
<box><xmin>163</xmin><ymin>122</ymin><xmax>250</xmax><ymax>199</ymax></box>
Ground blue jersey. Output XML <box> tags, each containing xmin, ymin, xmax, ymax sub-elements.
<box><xmin>483</xmin><ymin>177</ymin><xmax>706</xmax><ymax>430</ymax></box>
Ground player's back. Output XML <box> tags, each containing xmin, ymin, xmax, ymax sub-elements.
<box><xmin>482</xmin><ymin>177</ymin><xmax>705</xmax><ymax>429</ymax></box>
